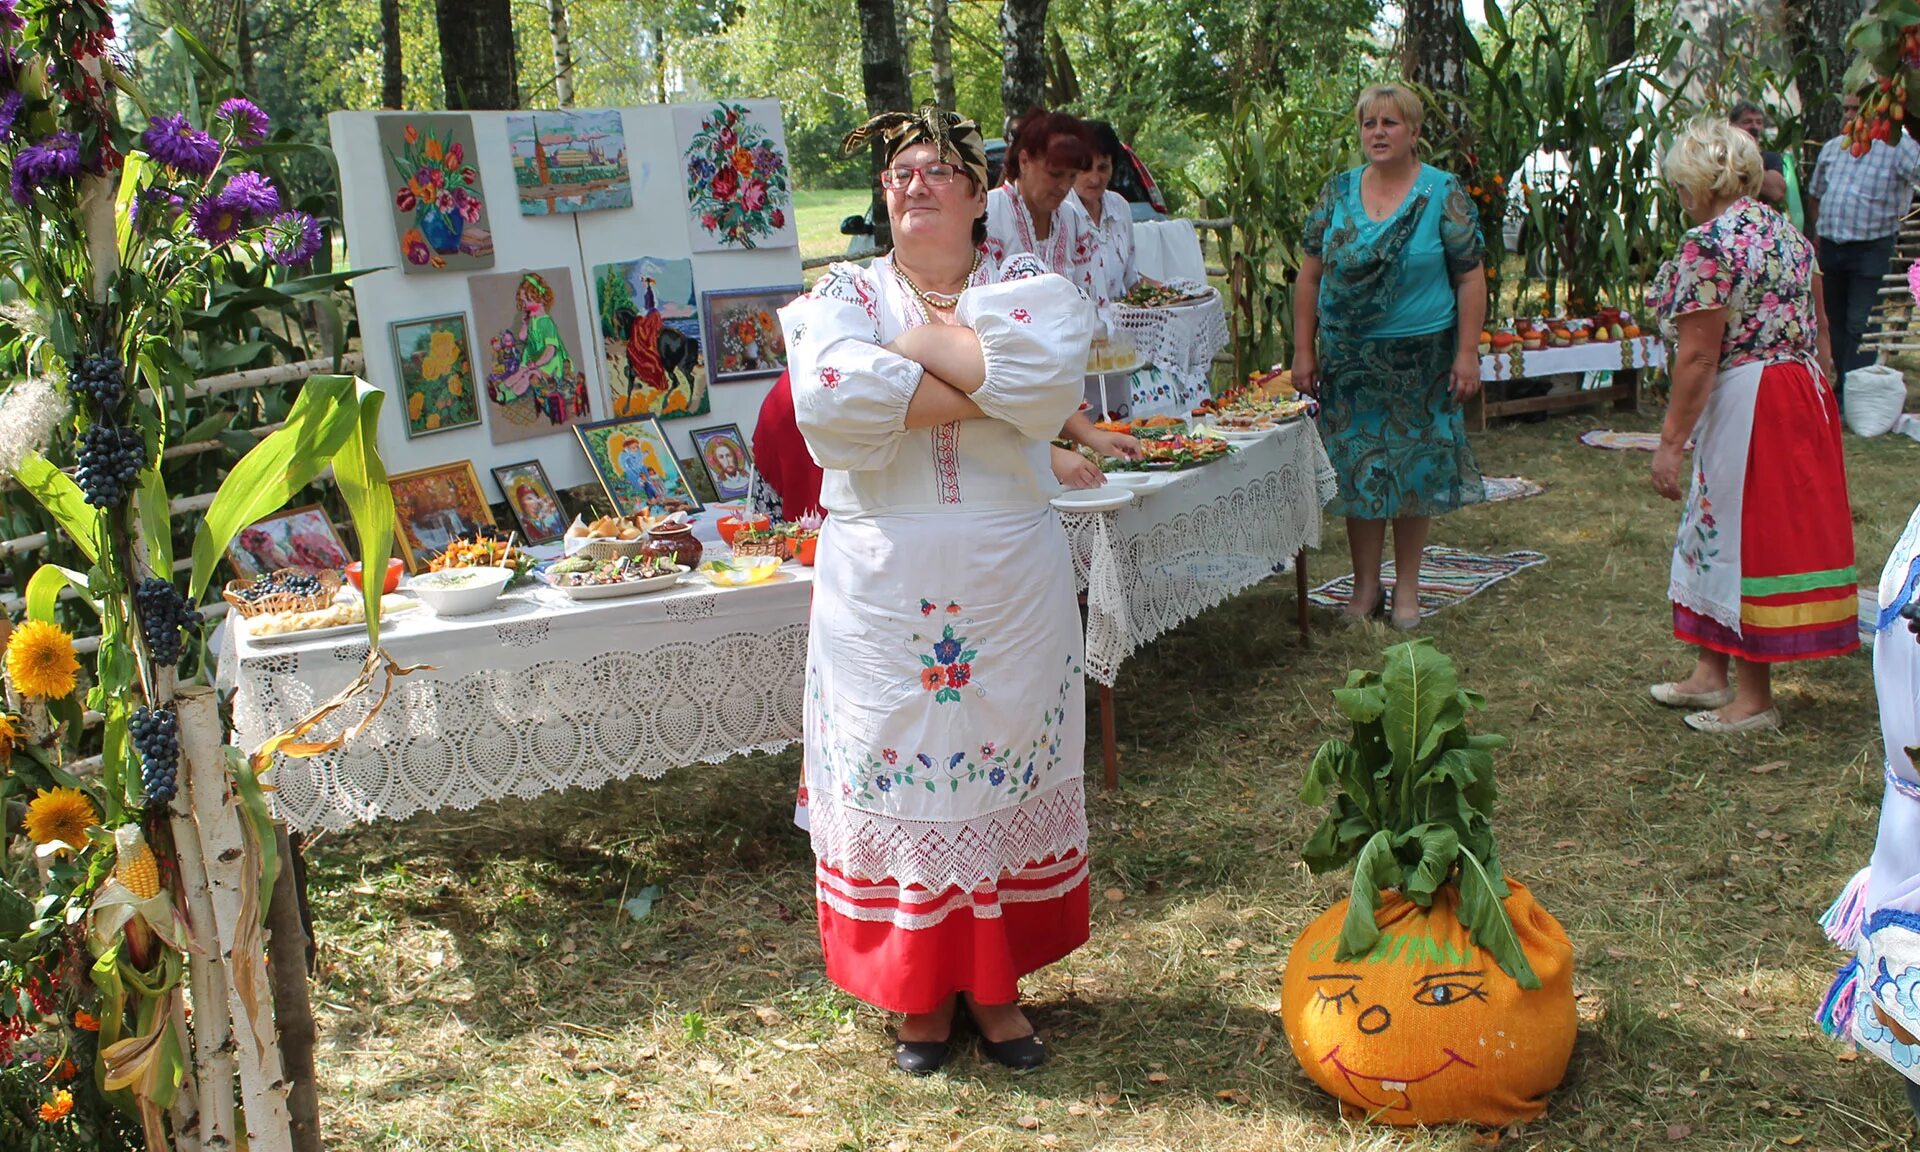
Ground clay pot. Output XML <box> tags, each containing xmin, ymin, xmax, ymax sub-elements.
<box><xmin>642</xmin><ymin>523</ymin><xmax>704</xmax><ymax>569</ymax></box>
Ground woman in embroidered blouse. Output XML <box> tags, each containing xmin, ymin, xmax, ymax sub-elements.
<box><xmin>1645</xmin><ymin>118</ymin><xmax>1853</xmax><ymax>734</ymax></box>
<box><xmin>1072</xmin><ymin>121</ymin><xmax>1143</xmax><ymax>302</ymax></box>
<box><xmin>985</xmin><ymin>108</ymin><xmax>1098</xmax><ymax>299</ymax></box>
<box><xmin>1292</xmin><ymin>84</ymin><xmax>1487</xmax><ymax>630</ymax></box>
<box><xmin>779</xmin><ymin>108</ymin><xmax>1095</xmax><ymax>1076</ymax></box>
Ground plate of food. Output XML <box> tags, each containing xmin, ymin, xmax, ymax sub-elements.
<box><xmin>1050</xmin><ymin>486</ymin><xmax>1135</xmax><ymax>513</ymax></box>
<box><xmin>1104</xmin><ymin>433</ymin><xmax>1233</xmax><ymax>473</ymax></box>
<box><xmin>1119</xmin><ymin>282</ymin><xmax>1214</xmax><ymax>309</ymax></box>
<box><xmin>243</xmin><ymin>597</ymin><xmax>425</xmax><ymax>646</ymax></box>
<box><xmin>543</xmin><ymin>555</ymin><xmax>687</xmax><ymax>599</ymax></box>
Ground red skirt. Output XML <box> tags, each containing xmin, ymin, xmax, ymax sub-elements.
<box><xmin>1673</xmin><ymin>362</ymin><xmax>1859</xmax><ymax>663</ymax></box>
<box><xmin>816</xmin><ymin>853</ymin><xmax>1090</xmax><ymax>1014</ymax></box>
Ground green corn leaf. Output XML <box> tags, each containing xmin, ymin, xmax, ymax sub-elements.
<box><xmin>327</xmin><ymin>379</ymin><xmax>394</xmax><ymax>645</ymax></box>
<box><xmin>136</xmin><ymin>464</ymin><xmax>173</xmax><ymax>580</ymax></box>
<box><xmin>225</xmin><ymin>746</ymin><xmax>279</xmax><ymax>929</ymax></box>
<box><xmin>25</xmin><ymin>564</ymin><xmax>99</xmax><ymax>622</ymax></box>
<box><xmin>1456</xmin><ymin>846</ymin><xmax>1537</xmax><ymax>989</ymax></box>
<box><xmin>1337</xmin><ymin>830</ymin><xmax>1400</xmax><ymax>961</ymax></box>
<box><xmin>187</xmin><ymin>374</ymin><xmax>360</xmax><ymax>601</ymax></box>
<box><xmin>114</xmin><ymin>151</ymin><xmax>149</xmax><ymax>257</ymax></box>
<box><xmin>15</xmin><ymin>453</ymin><xmax>101</xmax><ymax>563</ymax></box>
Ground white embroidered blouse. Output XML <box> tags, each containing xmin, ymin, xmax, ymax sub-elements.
<box><xmin>778</xmin><ymin>251</ymin><xmax>1094</xmax><ymax>519</ymax></box>
<box><xmin>983</xmin><ymin>185</ymin><xmax>1101</xmax><ymax>305</ymax></box>
<box><xmin>1071</xmin><ymin>188</ymin><xmax>1138</xmax><ymax>303</ymax></box>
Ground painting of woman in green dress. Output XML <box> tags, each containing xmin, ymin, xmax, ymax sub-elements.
<box><xmin>469</xmin><ymin>266</ymin><xmax>596</xmax><ymax>445</ymax></box>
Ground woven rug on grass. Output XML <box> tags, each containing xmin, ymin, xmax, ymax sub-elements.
<box><xmin>1481</xmin><ymin>476</ymin><xmax>1546</xmax><ymax>504</ymax></box>
<box><xmin>1307</xmin><ymin>547</ymin><xmax>1549</xmax><ymax>618</ymax></box>
<box><xmin>1579</xmin><ymin>429</ymin><xmax>1663</xmax><ymax>451</ymax></box>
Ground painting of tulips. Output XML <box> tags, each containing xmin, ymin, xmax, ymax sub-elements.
<box><xmin>377</xmin><ymin>113</ymin><xmax>495</xmax><ymax>274</ymax></box>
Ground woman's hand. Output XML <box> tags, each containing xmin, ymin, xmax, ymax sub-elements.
<box><xmin>1650</xmin><ymin>442</ymin><xmax>1687</xmax><ymax>501</ymax></box>
<box><xmin>1292</xmin><ymin>348</ymin><xmax>1319</xmax><ymax>397</ymax></box>
<box><xmin>1083</xmin><ymin>429</ymin><xmax>1143</xmax><ymax>460</ymax></box>
<box><xmin>1449</xmin><ymin>349</ymin><xmax>1482</xmax><ymax>403</ymax></box>
<box><xmin>1050</xmin><ymin>445</ymin><xmax>1105</xmax><ymax>489</ymax></box>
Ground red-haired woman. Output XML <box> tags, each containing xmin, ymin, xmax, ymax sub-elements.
<box><xmin>985</xmin><ymin>109</ymin><xmax>1099</xmax><ymax>301</ymax></box>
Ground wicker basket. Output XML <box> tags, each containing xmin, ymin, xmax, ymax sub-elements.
<box><xmin>729</xmin><ymin>534</ymin><xmax>791</xmax><ymax>562</ymax></box>
<box><xmin>569</xmin><ymin>535</ymin><xmax>651</xmax><ymax>562</ymax></box>
<box><xmin>222</xmin><ymin>568</ymin><xmax>341</xmax><ymax>618</ymax></box>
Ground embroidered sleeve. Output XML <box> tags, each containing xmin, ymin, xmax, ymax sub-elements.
<box><xmin>997</xmin><ymin>252</ymin><xmax>1050</xmax><ymax>283</ymax></box>
<box><xmin>1439</xmin><ymin>175</ymin><xmax>1485</xmax><ymax>280</ymax></box>
<box><xmin>953</xmin><ymin>271</ymin><xmax>1094</xmax><ymax>441</ymax></box>
<box><xmin>778</xmin><ymin>275</ymin><xmax>922</xmax><ymax>472</ymax></box>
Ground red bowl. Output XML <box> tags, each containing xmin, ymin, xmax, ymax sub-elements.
<box><xmin>346</xmin><ymin>557</ymin><xmax>404</xmax><ymax>594</ymax></box>
<box><xmin>717</xmin><ymin>513</ymin><xmax>771</xmax><ymax>547</ymax></box>
<box><xmin>793</xmin><ymin>534</ymin><xmax>818</xmax><ymax>566</ymax></box>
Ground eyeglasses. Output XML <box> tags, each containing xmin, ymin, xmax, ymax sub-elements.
<box><xmin>879</xmin><ymin>163</ymin><xmax>959</xmax><ymax>190</ymax></box>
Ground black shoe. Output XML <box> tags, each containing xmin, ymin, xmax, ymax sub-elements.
<box><xmin>892</xmin><ymin>1034</ymin><xmax>956</xmax><ymax>1075</ymax></box>
<box><xmin>958</xmin><ymin>998</ymin><xmax>1050</xmax><ymax>1070</ymax></box>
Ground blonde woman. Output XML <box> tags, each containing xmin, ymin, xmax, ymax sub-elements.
<box><xmin>1292</xmin><ymin>84</ymin><xmax>1487</xmax><ymax>630</ymax></box>
<box><xmin>1645</xmin><ymin>117</ymin><xmax>1853</xmax><ymax>734</ymax></box>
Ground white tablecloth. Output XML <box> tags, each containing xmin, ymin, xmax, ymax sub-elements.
<box><xmin>1132</xmin><ymin>219</ymin><xmax>1209</xmax><ymax>283</ymax></box>
<box><xmin>1481</xmin><ymin>336</ymin><xmax>1666</xmax><ymax>381</ymax></box>
<box><xmin>1083</xmin><ymin>365</ymin><xmax>1212</xmax><ymax>422</ymax></box>
<box><xmin>225</xmin><ymin>572</ymin><xmax>812</xmax><ymax>831</ymax></box>
<box><xmin>1060</xmin><ymin>420</ymin><xmax>1336</xmax><ymax>686</ymax></box>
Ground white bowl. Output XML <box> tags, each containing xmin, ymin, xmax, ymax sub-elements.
<box><xmin>405</xmin><ymin>566</ymin><xmax>513</xmax><ymax>615</ymax></box>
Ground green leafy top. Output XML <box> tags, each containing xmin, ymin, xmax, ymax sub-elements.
<box><xmin>1300</xmin><ymin>638</ymin><xmax>1538</xmax><ymax>989</ymax></box>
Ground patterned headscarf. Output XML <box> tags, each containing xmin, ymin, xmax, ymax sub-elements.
<box><xmin>842</xmin><ymin>105</ymin><xmax>990</xmax><ymax>192</ymax></box>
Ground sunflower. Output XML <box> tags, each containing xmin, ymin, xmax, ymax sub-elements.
<box><xmin>37</xmin><ymin>1088</ymin><xmax>72</xmax><ymax>1123</ymax></box>
<box><xmin>5</xmin><ymin>619</ymin><xmax>79</xmax><ymax>698</ymax></box>
<box><xmin>24</xmin><ymin>787</ymin><xmax>95</xmax><ymax>850</ymax></box>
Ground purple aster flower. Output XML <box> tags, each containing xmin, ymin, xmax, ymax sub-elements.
<box><xmin>214</xmin><ymin>97</ymin><xmax>270</xmax><ymax>145</ymax></box>
<box><xmin>213</xmin><ymin>169</ymin><xmax>280</xmax><ymax>219</ymax></box>
<box><xmin>190</xmin><ymin>195</ymin><xmax>244</xmax><ymax>245</ymax></box>
<box><xmin>0</xmin><ymin>0</ymin><xmax>21</xmax><ymax>33</ymax></box>
<box><xmin>141</xmin><ymin>113</ymin><xmax>221</xmax><ymax>177</ymax></box>
<box><xmin>0</xmin><ymin>90</ymin><xmax>22</xmax><ymax>141</ymax></box>
<box><xmin>262</xmin><ymin>211</ymin><xmax>322</xmax><ymax>266</ymax></box>
<box><xmin>9</xmin><ymin>131</ymin><xmax>82</xmax><ymax>205</ymax></box>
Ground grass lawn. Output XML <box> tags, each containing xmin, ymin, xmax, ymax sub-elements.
<box><xmin>793</xmin><ymin>187</ymin><xmax>873</xmax><ymax>265</ymax></box>
<box><xmin>304</xmin><ymin>396</ymin><xmax>1920</xmax><ymax>1151</ymax></box>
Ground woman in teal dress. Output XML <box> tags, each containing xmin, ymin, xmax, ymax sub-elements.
<box><xmin>1292</xmin><ymin>84</ymin><xmax>1487</xmax><ymax>629</ymax></box>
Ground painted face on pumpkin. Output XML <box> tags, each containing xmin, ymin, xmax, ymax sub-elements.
<box><xmin>1303</xmin><ymin>956</ymin><xmax>1492</xmax><ymax>1114</ymax></box>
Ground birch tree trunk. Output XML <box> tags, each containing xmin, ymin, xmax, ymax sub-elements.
<box><xmin>856</xmin><ymin>0</ymin><xmax>912</xmax><ymax>250</ymax></box>
<box><xmin>1402</xmin><ymin>0</ymin><xmax>1472</xmax><ymax>161</ymax></box>
<box><xmin>1000</xmin><ymin>0</ymin><xmax>1050</xmax><ymax>137</ymax></box>
<box><xmin>435</xmin><ymin>0</ymin><xmax>520</xmax><ymax>110</ymax></box>
<box><xmin>549</xmin><ymin>0</ymin><xmax>576</xmax><ymax>108</ymax></box>
<box><xmin>929</xmin><ymin>0</ymin><xmax>956</xmax><ymax>112</ymax></box>
<box><xmin>1784</xmin><ymin>0</ymin><xmax>1869</xmax><ymax>140</ymax></box>
<box><xmin>379</xmin><ymin>0</ymin><xmax>403</xmax><ymax>109</ymax></box>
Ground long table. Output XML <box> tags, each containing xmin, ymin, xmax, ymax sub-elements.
<box><xmin>1473</xmin><ymin>335</ymin><xmax>1667</xmax><ymax>428</ymax></box>
<box><xmin>225</xmin><ymin>422</ymin><xmax>1332</xmax><ymax>829</ymax></box>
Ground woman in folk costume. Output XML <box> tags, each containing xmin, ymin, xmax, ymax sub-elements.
<box><xmin>1815</xmin><ymin>499</ymin><xmax>1920</xmax><ymax>1121</ymax></box>
<box><xmin>1645</xmin><ymin>117</ymin><xmax>1855</xmax><ymax>733</ymax></box>
<box><xmin>984</xmin><ymin>108</ymin><xmax>1100</xmax><ymax>303</ymax></box>
<box><xmin>779</xmin><ymin>107</ymin><xmax>1095</xmax><ymax>1075</ymax></box>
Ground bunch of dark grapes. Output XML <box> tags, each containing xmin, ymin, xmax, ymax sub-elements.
<box><xmin>233</xmin><ymin>571</ymin><xmax>323</xmax><ymax>604</ymax></box>
<box><xmin>130</xmin><ymin>706</ymin><xmax>179</xmax><ymax>806</ymax></box>
<box><xmin>135</xmin><ymin>577</ymin><xmax>202</xmax><ymax>666</ymax></box>
<box><xmin>74</xmin><ymin>423</ymin><xmax>144</xmax><ymax>508</ymax></box>
<box><xmin>68</xmin><ymin>353</ymin><xmax>125</xmax><ymax>411</ymax></box>
<box><xmin>1901</xmin><ymin>598</ymin><xmax>1920</xmax><ymax>640</ymax></box>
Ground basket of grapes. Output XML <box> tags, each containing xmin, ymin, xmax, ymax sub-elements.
<box><xmin>222</xmin><ymin>568</ymin><xmax>341</xmax><ymax>618</ymax></box>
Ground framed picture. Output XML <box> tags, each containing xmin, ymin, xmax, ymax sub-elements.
<box><xmin>226</xmin><ymin>503</ymin><xmax>351</xmax><ymax>580</ymax></box>
<box><xmin>490</xmin><ymin>459</ymin><xmax>569</xmax><ymax>545</ymax></box>
<box><xmin>388</xmin><ymin>461</ymin><xmax>497</xmax><ymax>572</ymax></box>
<box><xmin>700</xmin><ymin>285</ymin><xmax>798</xmax><ymax>386</ymax></box>
<box><xmin>390</xmin><ymin>313</ymin><xmax>481</xmax><ymax>437</ymax></box>
<box><xmin>574</xmin><ymin>415</ymin><xmax>704</xmax><ymax>516</ymax></box>
<box><xmin>375</xmin><ymin>113</ymin><xmax>493</xmax><ymax>274</ymax></box>
<box><xmin>506</xmin><ymin>109</ymin><xmax>633</xmax><ymax>215</ymax></box>
<box><xmin>689</xmin><ymin>424</ymin><xmax>754</xmax><ymax>504</ymax></box>
<box><xmin>469</xmin><ymin>266</ymin><xmax>596</xmax><ymax>444</ymax></box>
<box><xmin>672</xmin><ymin>100</ymin><xmax>797</xmax><ymax>252</ymax></box>
<box><xmin>591</xmin><ymin>256</ymin><xmax>707</xmax><ymax>421</ymax></box>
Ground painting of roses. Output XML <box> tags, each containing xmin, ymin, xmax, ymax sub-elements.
<box><xmin>673</xmin><ymin>100</ymin><xmax>797</xmax><ymax>252</ymax></box>
<box><xmin>377</xmin><ymin>113</ymin><xmax>495</xmax><ymax>274</ymax></box>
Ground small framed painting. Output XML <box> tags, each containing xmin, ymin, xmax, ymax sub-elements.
<box><xmin>574</xmin><ymin>414</ymin><xmax>704</xmax><ymax>516</ymax></box>
<box><xmin>388</xmin><ymin>460</ymin><xmax>498</xmax><ymax>572</ymax></box>
<box><xmin>490</xmin><ymin>459</ymin><xmax>569</xmax><ymax>545</ymax></box>
<box><xmin>700</xmin><ymin>285</ymin><xmax>798</xmax><ymax>385</ymax></box>
<box><xmin>689</xmin><ymin>424</ymin><xmax>754</xmax><ymax>504</ymax></box>
<box><xmin>390</xmin><ymin>313</ymin><xmax>480</xmax><ymax>437</ymax></box>
<box><xmin>227</xmin><ymin>503</ymin><xmax>352</xmax><ymax>580</ymax></box>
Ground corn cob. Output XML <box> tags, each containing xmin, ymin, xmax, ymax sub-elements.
<box><xmin>114</xmin><ymin>825</ymin><xmax>159</xmax><ymax>900</ymax></box>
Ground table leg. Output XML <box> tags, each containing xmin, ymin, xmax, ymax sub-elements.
<box><xmin>1100</xmin><ymin>683</ymin><xmax>1119</xmax><ymax>791</ymax></box>
<box><xmin>1615</xmin><ymin>367</ymin><xmax>1640</xmax><ymax>415</ymax></box>
<box><xmin>1294</xmin><ymin>548</ymin><xmax>1310</xmax><ymax>646</ymax></box>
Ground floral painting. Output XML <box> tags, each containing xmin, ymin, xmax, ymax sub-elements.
<box><xmin>506</xmin><ymin>109</ymin><xmax>633</xmax><ymax>216</ymax></box>
<box><xmin>390</xmin><ymin>313</ymin><xmax>480</xmax><ymax>437</ymax></box>
<box><xmin>700</xmin><ymin>285</ymin><xmax>797</xmax><ymax>386</ymax></box>
<box><xmin>575</xmin><ymin>415</ymin><xmax>704</xmax><ymax>515</ymax></box>
<box><xmin>389</xmin><ymin>461</ymin><xmax>498</xmax><ymax>571</ymax></box>
<box><xmin>673</xmin><ymin>100</ymin><xmax>797</xmax><ymax>252</ymax></box>
<box><xmin>592</xmin><ymin>256</ymin><xmax>707</xmax><ymax>421</ymax></box>
<box><xmin>468</xmin><ymin>267</ymin><xmax>596</xmax><ymax>445</ymax></box>
<box><xmin>226</xmin><ymin>503</ymin><xmax>352</xmax><ymax>580</ymax></box>
<box><xmin>376</xmin><ymin>113</ymin><xmax>493</xmax><ymax>274</ymax></box>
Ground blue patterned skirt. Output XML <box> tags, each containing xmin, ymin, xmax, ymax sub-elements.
<box><xmin>1316</xmin><ymin>327</ymin><xmax>1484</xmax><ymax>520</ymax></box>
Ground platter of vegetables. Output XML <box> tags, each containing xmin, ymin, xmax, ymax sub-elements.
<box><xmin>431</xmin><ymin>535</ymin><xmax>537</xmax><ymax>589</ymax></box>
<box><xmin>1118</xmin><ymin>281</ymin><xmax>1214</xmax><ymax>308</ymax></box>
<box><xmin>1103</xmin><ymin>432</ymin><xmax>1233</xmax><ymax>472</ymax></box>
<box><xmin>541</xmin><ymin>554</ymin><xmax>686</xmax><ymax>599</ymax></box>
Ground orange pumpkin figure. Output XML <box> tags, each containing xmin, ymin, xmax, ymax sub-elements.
<box><xmin>1281</xmin><ymin>880</ymin><xmax>1576</xmax><ymax>1126</ymax></box>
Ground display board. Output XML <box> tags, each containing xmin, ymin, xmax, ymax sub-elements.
<box><xmin>330</xmin><ymin>103</ymin><xmax>804</xmax><ymax>508</ymax></box>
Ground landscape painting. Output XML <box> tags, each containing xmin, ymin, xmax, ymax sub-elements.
<box><xmin>506</xmin><ymin>110</ymin><xmax>633</xmax><ymax>216</ymax></box>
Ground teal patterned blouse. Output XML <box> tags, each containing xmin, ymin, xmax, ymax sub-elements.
<box><xmin>1303</xmin><ymin>164</ymin><xmax>1484</xmax><ymax>341</ymax></box>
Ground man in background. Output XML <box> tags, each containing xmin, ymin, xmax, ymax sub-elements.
<box><xmin>1808</xmin><ymin>90</ymin><xmax>1920</xmax><ymax>395</ymax></box>
<box><xmin>1729</xmin><ymin>100</ymin><xmax>1795</xmax><ymax>221</ymax></box>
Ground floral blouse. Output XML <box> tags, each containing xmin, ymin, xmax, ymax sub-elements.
<box><xmin>1646</xmin><ymin>198</ymin><xmax>1819</xmax><ymax>369</ymax></box>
